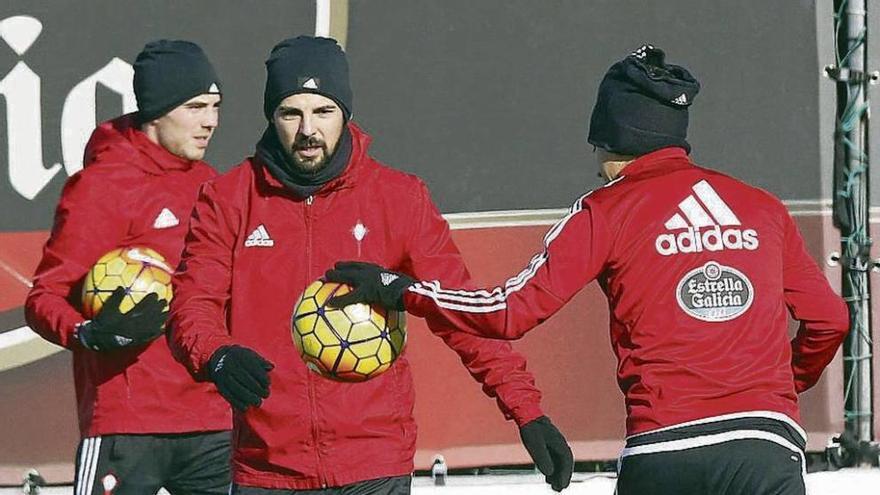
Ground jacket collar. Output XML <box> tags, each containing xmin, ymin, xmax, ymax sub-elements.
<box><xmin>255</xmin><ymin>121</ymin><xmax>373</xmax><ymax>197</ymax></box>
<box><xmin>618</xmin><ymin>146</ymin><xmax>693</xmax><ymax>179</ymax></box>
<box><xmin>84</xmin><ymin>113</ymin><xmax>204</xmax><ymax>174</ymax></box>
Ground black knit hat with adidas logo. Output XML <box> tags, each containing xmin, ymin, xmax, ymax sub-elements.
<box><xmin>133</xmin><ymin>40</ymin><xmax>221</xmax><ymax>125</ymax></box>
<box><xmin>588</xmin><ymin>45</ymin><xmax>700</xmax><ymax>156</ymax></box>
<box><xmin>263</xmin><ymin>36</ymin><xmax>352</xmax><ymax>121</ymax></box>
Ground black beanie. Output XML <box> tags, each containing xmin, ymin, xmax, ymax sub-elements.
<box><xmin>133</xmin><ymin>40</ymin><xmax>221</xmax><ymax>124</ymax></box>
<box><xmin>263</xmin><ymin>36</ymin><xmax>352</xmax><ymax>121</ymax></box>
<box><xmin>588</xmin><ymin>45</ymin><xmax>700</xmax><ymax>156</ymax></box>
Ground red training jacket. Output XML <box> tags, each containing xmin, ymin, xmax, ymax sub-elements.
<box><xmin>169</xmin><ymin>122</ymin><xmax>544</xmax><ymax>490</ymax></box>
<box><xmin>25</xmin><ymin>114</ymin><xmax>230</xmax><ymax>437</ymax></box>
<box><xmin>405</xmin><ymin>147</ymin><xmax>850</xmax><ymax>437</ymax></box>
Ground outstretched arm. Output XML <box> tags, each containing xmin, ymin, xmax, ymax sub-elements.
<box><xmin>328</xmin><ymin>193</ymin><xmax>611</xmax><ymax>341</ymax></box>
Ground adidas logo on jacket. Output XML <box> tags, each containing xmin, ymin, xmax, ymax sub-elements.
<box><xmin>244</xmin><ymin>224</ymin><xmax>274</xmax><ymax>247</ymax></box>
<box><xmin>655</xmin><ymin>180</ymin><xmax>758</xmax><ymax>256</ymax></box>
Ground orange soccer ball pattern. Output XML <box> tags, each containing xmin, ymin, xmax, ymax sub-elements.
<box><xmin>81</xmin><ymin>246</ymin><xmax>173</xmax><ymax>318</ymax></box>
<box><xmin>291</xmin><ymin>280</ymin><xmax>407</xmax><ymax>382</ymax></box>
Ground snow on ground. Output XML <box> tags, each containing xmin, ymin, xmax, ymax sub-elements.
<box><xmin>2</xmin><ymin>469</ymin><xmax>878</xmax><ymax>494</ymax></box>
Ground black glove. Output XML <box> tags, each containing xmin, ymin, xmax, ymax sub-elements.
<box><xmin>519</xmin><ymin>416</ymin><xmax>574</xmax><ymax>492</ymax></box>
<box><xmin>208</xmin><ymin>345</ymin><xmax>274</xmax><ymax>412</ymax></box>
<box><xmin>324</xmin><ymin>261</ymin><xmax>415</xmax><ymax>311</ymax></box>
<box><xmin>77</xmin><ymin>286</ymin><xmax>167</xmax><ymax>351</ymax></box>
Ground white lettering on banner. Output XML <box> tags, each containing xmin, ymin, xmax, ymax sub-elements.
<box><xmin>0</xmin><ymin>59</ymin><xmax>61</xmax><ymax>200</ymax></box>
<box><xmin>0</xmin><ymin>15</ymin><xmax>136</xmax><ymax>200</ymax></box>
<box><xmin>61</xmin><ymin>58</ymin><xmax>137</xmax><ymax>176</ymax></box>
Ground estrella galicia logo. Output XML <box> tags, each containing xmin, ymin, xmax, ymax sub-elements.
<box><xmin>676</xmin><ymin>261</ymin><xmax>754</xmax><ymax>322</ymax></box>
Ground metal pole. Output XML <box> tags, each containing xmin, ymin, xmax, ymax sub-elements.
<box><xmin>842</xmin><ymin>0</ymin><xmax>873</xmax><ymax>448</ymax></box>
<box><xmin>831</xmin><ymin>0</ymin><xmax>875</xmax><ymax>462</ymax></box>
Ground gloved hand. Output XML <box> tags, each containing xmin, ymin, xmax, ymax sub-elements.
<box><xmin>519</xmin><ymin>416</ymin><xmax>574</xmax><ymax>492</ymax></box>
<box><xmin>77</xmin><ymin>286</ymin><xmax>167</xmax><ymax>351</ymax></box>
<box><xmin>324</xmin><ymin>261</ymin><xmax>415</xmax><ymax>310</ymax></box>
<box><xmin>208</xmin><ymin>345</ymin><xmax>274</xmax><ymax>412</ymax></box>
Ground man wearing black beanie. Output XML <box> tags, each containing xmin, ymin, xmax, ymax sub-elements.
<box><xmin>27</xmin><ymin>39</ymin><xmax>231</xmax><ymax>494</ymax></box>
<box><xmin>321</xmin><ymin>45</ymin><xmax>849</xmax><ymax>495</ymax></box>
<box><xmin>170</xmin><ymin>35</ymin><xmax>573</xmax><ymax>494</ymax></box>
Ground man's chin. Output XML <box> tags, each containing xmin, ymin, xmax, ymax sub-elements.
<box><xmin>291</xmin><ymin>156</ymin><xmax>327</xmax><ymax>173</ymax></box>
<box><xmin>172</xmin><ymin>147</ymin><xmax>205</xmax><ymax>161</ymax></box>
<box><xmin>189</xmin><ymin>150</ymin><xmax>207</xmax><ymax>161</ymax></box>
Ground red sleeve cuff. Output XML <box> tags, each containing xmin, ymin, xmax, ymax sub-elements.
<box><xmin>510</xmin><ymin>402</ymin><xmax>545</xmax><ymax>427</ymax></box>
<box><xmin>192</xmin><ymin>334</ymin><xmax>236</xmax><ymax>378</ymax></box>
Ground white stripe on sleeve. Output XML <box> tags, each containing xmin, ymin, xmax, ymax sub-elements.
<box><xmin>410</xmin><ymin>177</ymin><xmax>624</xmax><ymax>312</ymax></box>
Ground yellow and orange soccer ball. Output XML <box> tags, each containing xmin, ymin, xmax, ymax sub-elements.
<box><xmin>81</xmin><ymin>246</ymin><xmax>174</xmax><ymax>318</ymax></box>
<box><xmin>292</xmin><ymin>280</ymin><xmax>407</xmax><ymax>382</ymax></box>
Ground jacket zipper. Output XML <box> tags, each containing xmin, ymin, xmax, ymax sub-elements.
<box><xmin>304</xmin><ymin>194</ymin><xmax>326</xmax><ymax>487</ymax></box>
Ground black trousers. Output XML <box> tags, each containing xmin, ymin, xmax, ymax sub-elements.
<box><xmin>73</xmin><ymin>430</ymin><xmax>231</xmax><ymax>495</ymax></box>
<box><xmin>232</xmin><ymin>475</ymin><xmax>411</xmax><ymax>495</ymax></box>
<box><xmin>617</xmin><ymin>416</ymin><xmax>806</xmax><ymax>495</ymax></box>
